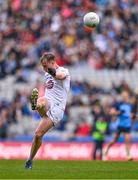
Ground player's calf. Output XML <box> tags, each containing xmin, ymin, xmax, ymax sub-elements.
<box><xmin>37</xmin><ymin>108</ymin><xmax>46</xmax><ymax>117</ymax></box>
<box><xmin>36</xmin><ymin>103</ymin><xmax>46</xmax><ymax>117</ymax></box>
<box><xmin>36</xmin><ymin>97</ymin><xmax>48</xmax><ymax>117</ymax></box>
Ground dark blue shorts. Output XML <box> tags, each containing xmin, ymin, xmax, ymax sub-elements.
<box><xmin>117</xmin><ymin>126</ymin><xmax>131</xmax><ymax>133</ymax></box>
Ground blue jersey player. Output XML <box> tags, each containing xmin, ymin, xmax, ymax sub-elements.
<box><xmin>105</xmin><ymin>91</ymin><xmax>133</xmax><ymax>160</ymax></box>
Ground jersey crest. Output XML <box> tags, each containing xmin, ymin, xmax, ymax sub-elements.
<box><xmin>45</xmin><ymin>77</ymin><xmax>54</xmax><ymax>89</ymax></box>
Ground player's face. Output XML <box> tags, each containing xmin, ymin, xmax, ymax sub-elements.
<box><xmin>121</xmin><ymin>91</ymin><xmax>129</xmax><ymax>102</ymax></box>
<box><xmin>41</xmin><ymin>60</ymin><xmax>55</xmax><ymax>72</ymax></box>
<box><xmin>41</xmin><ymin>61</ymin><xmax>48</xmax><ymax>72</ymax></box>
<box><xmin>47</xmin><ymin>61</ymin><xmax>55</xmax><ymax>69</ymax></box>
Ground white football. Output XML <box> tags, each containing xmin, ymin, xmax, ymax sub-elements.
<box><xmin>83</xmin><ymin>12</ymin><xmax>100</xmax><ymax>28</ymax></box>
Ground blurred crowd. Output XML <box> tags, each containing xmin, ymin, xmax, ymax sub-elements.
<box><xmin>0</xmin><ymin>0</ymin><xmax>138</xmax><ymax>80</ymax></box>
<box><xmin>0</xmin><ymin>0</ymin><xmax>138</xmax><ymax>139</ymax></box>
<box><xmin>0</xmin><ymin>90</ymin><xmax>30</xmax><ymax>138</ymax></box>
<box><xmin>1</xmin><ymin>79</ymin><xmax>138</xmax><ymax>139</ymax></box>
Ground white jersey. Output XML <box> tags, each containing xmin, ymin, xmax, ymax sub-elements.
<box><xmin>44</xmin><ymin>67</ymin><xmax>70</xmax><ymax>110</ymax></box>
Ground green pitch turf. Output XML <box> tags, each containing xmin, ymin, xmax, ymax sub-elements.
<box><xmin>0</xmin><ymin>160</ymin><xmax>138</xmax><ymax>179</ymax></box>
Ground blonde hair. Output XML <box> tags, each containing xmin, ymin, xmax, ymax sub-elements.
<box><xmin>40</xmin><ymin>52</ymin><xmax>55</xmax><ymax>63</ymax></box>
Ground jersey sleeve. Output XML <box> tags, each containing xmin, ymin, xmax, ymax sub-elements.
<box><xmin>57</xmin><ymin>67</ymin><xmax>69</xmax><ymax>78</ymax></box>
<box><xmin>112</xmin><ymin>102</ymin><xmax>120</xmax><ymax>111</ymax></box>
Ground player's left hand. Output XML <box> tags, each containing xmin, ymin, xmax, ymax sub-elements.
<box><xmin>48</xmin><ymin>68</ymin><xmax>56</xmax><ymax>77</ymax></box>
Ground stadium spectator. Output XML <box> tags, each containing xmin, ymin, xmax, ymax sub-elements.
<box><xmin>92</xmin><ymin>115</ymin><xmax>107</xmax><ymax>160</ymax></box>
<box><xmin>0</xmin><ymin>0</ymin><xmax>137</xmax><ymax>81</ymax></box>
<box><xmin>75</xmin><ymin>118</ymin><xmax>91</xmax><ymax>137</ymax></box>
<box><xmin>0</xmin><ymin>108</ymin><xmax>9</xmax><ymax>139</ymax></box>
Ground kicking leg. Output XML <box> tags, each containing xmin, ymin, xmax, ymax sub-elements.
<box><xmin>36</xmin><ymin>97</ymin><xmax>49</xmax><ymax>117</ymax></box>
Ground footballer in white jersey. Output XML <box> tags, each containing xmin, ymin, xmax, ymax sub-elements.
<box><xmin>25</xmin><ymin>52</ymin><xmax>70</xmax><ymax>169</ymax></box>
<box><xmin>45</xmin><ymin>66</ymin><xmax>70</xmax><ymax>125</ymax></box>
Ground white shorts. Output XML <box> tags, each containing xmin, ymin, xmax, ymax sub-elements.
<box><xmin>46</xmin><ymin>100</ymin><xmax>64</xmax><ymax>126</ymax></box>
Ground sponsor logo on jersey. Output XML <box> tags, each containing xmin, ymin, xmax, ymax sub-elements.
<box><xmin>46</xmin><ymin>79</ymin><xmax>54</xmax><ymax>89</ymax></box>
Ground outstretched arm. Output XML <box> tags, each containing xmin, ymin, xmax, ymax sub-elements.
<box><xmin>55</xmin><ymin>71</ymin><xmax>66</xmax><ymax>80</ymax></box>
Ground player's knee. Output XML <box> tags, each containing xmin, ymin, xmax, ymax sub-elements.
<box><xmin>35</xmin><ymin>130</ymin><xmax>43</xmax><ymax>139</ymax></box>
<box><xmin>37</xmin><ymin>97</ymin><xmax>46</xmax><ymax>104</ymax></box>
<box><xmin>36</xmin><ymin>103</ymin><xmax>45</xmax><ymax>110</ymax></box>
<box><xmin>37</xmin><ymin>98</ymin><xmax>45</xmax><ymax>109</ymax></box>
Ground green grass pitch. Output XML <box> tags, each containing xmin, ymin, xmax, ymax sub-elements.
<box><xmin>0</xmin><ymin>160</ymin><xmax>138</xmax><ymax>179</ymax></box>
